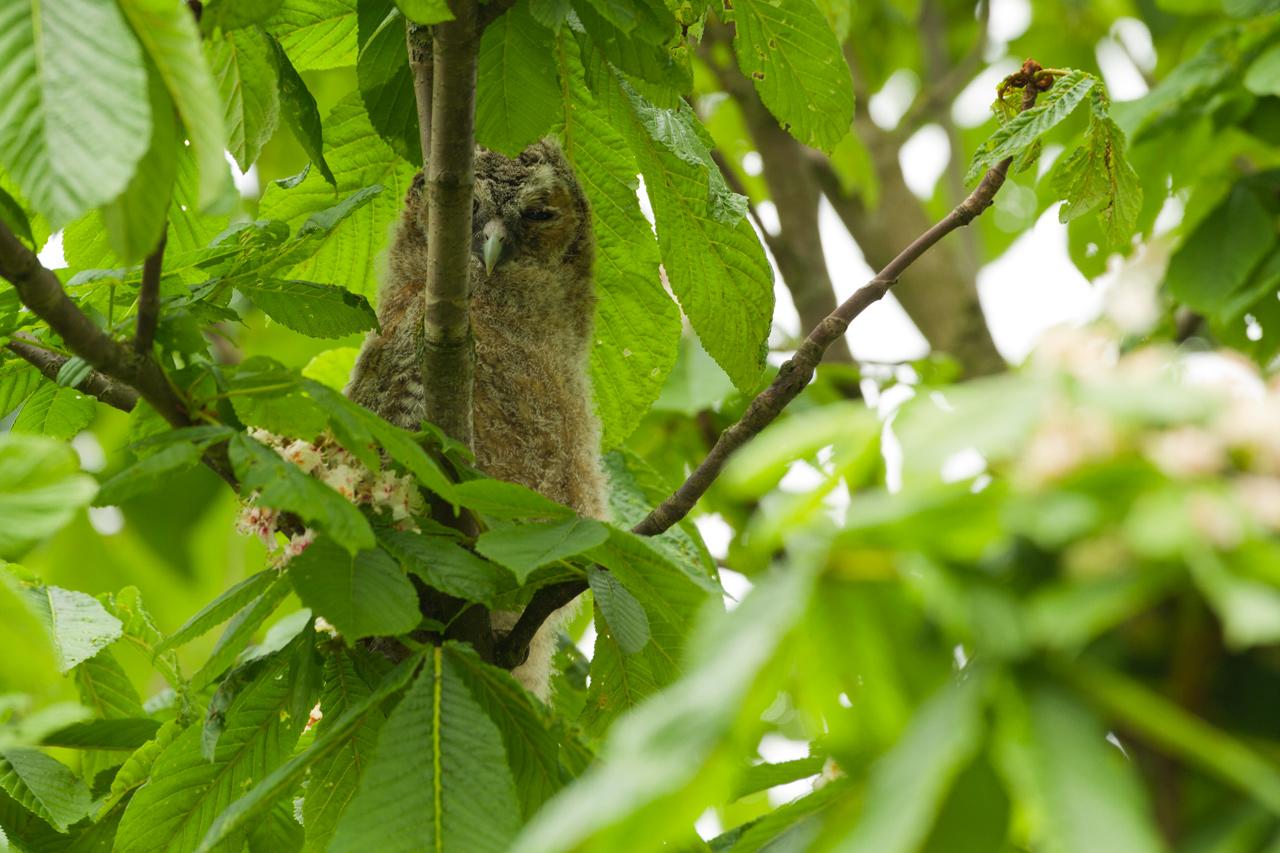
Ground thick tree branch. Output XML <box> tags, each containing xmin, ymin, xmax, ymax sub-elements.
<box><xmin>500</xmin><ymin>74</ymin><xmax>1046</xmax><ymax>667</ymax></box>
<box><xmin>0</xmin><ymin>221</ymin><xmax>235</xmax><ymax>486</ymax></box>
<box><xmin>6</xmin><ymin>337</ymin><xmax>139</xmax><ymax>412</ymax></box>
<box><xmin>134</xmin><ymin>231</ymin><xmax>167</xmax><ymax>354</ymax></box>
<box><xmin>417</xmin><ymin>0</ymin><xmax>480</xmax><ymax>450</ymax></box>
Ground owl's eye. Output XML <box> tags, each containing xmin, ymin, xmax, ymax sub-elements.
<box><xmin>522</xmin><ymin>208</ymin><xmax>556</xmax><ymax>222</ymax></box>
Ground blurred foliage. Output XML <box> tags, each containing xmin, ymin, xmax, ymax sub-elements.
<box><xmin>0</xmin><ymin>0</ymin><xmax>1278</xmax><ymax>851</ymax></box>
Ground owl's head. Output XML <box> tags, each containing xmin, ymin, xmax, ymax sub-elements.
<box><xmin>408</xmin><ymin>140</ymin><xmax>591</xmax><ymax>284</ymax></box>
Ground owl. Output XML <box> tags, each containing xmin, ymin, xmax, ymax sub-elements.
<box><xmin>347</xmin><ymin>140</ymin><xmax>604</xmax><ymax>698</ymax></box>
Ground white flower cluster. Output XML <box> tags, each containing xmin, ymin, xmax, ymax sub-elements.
<box><xmin>235</xmin><ymin>428</ymin><xmax>424</xmax><ymax>563</ymax></box>
<box><xmin>1016</xmin><ymin>331</ymin><xmax>1280</xmax><ymax>547</ymax></box>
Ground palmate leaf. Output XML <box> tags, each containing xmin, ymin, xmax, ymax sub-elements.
<box><xmin>357</xmin><ymin>4</ymin><xmax>420</xmax><ymax>163</ymax></box>
<box><xmin>268</xmin><ymin>34</ymin><xmax>336</xmax><ymax>185</ymax></box>
<box><xmin>514</xmin><ymin>566</ymin><xmax>815</xmax><ymax>853</ymax></box>
<box><xmin>0</xmin><ymin>0</ymin><xmax>150</xmax><ymax>227</ymax></box>
<box><xmin>286</xmin><ymin>536</ymin><xmax>420</xmax><ymax>640</ymax></box>
<box><xmin>475</xmin><ymin>518</ymin><xmax>609</xmax><ymax>582</ymax></box>
<box><xmin>395</xmin><ymin>0</ymin><xmax>453</xmax><ymax>24</ymax></box>
<box><xmin>301</xmin><ymin>646</ymin><xmax>390</xmax><ymax>852</ymax></box>
<box><xmin>330</xmin><ymin>647</ymin><xmax>522</xmax><ymax>853</ymax></box>
<box><xmin>573</xmin><ymin>0</ymin><xmax>687</xmax><ymax>97</ymax></box>
<box><xmin>560</xmin><ymin>45</ymin><xmax>680</xmax><ymax>447</ymax></box>
<box><xmin>242</xmin><ymin>279</ymin><xmax>378</xmax><ymax>338</ymax></box>
<box><xmin>730</xmin><ymin>0</ymin><xmax>854</xmax><ymax>153</ymax></box>
<box><xmin>119</xmin><ymin>0</ymin><xmax>231</xmax><ymax>212</ymax></box>
<box><xmin>10</xmin><ymin>381</ymin><xmax>96</xmax><ymax>441</ymax></box>
<box><xmin>114</xmin><ymin>647</ymin><xmax>311</xmax><ymax>853</ymax></box>
<box><xmin>157</xmin><ymin>569</ymin><xmax>278</xmax><ymax>653</ymax></box>
<box><xmin>1054</xmin><ymin>91</ymin><xmax>1142</xmax><ymax>248</ymax></box>
<box><xmin>0</xmin><ymin>365</ymin><xmax>40</xmax><ymax>421</ymax></box>
<box><xmin>476</xmin><ymin>2</ymin><xmax>559</xmax><ymax>156</ymax></box>
<box><xmin>259</xmin><ymin>92</ymin><xmax>417</xmax><ymax>302</ymax></box>
<box><xmin>0</xmin><ymin>434</ymin><xmax>97</xmax><ymax>560</ymax></box>
<box><xmin>11</xmin><ymin>578</ymin><xmax>121</xmax><ymax>675</ymax></box>
<box><xmin>0</xmin><ymin>748</ymin><xmax>92</xmax><ymax>832</ymax></box>
<box><xmin>587</xmin><ymin>566</ymin><xmax>650</xmax><ymax>654</ymax></box>
<box><xmin>94</xmin><ymin>441</ymin><xmax>204</xmax><ymax>506</ymax></box>
<box><xmin>207</xmin><ymin>25</ymin><xmax>281</xmax><ymax>172</ymax></box>
<box><xmin>197</xmin><ymin>652</ymin><xmax>423</xmax><ymax>852</ymax></box>
<box><xmin>379</xmin><ymin>528</ymin><xmax>516</xmax><ymax>608</ymax></box>
<box><xmin>965</xmin><ymin>70</ymin><xmax>1096</xmax><ymax>184</ymax></box>
<box><xmin>188</xmin><ymin>575</ymin><xmax>292</xmax><ymax>690</ymax></box>
<box><xmin>836</xmin><ymin>675</ymin><xmax>988</xmax><ymax>853</ymax></box>
<box><xmin>587</xmin><ymin>52</ymin><xmax>773</xmax><ymax>392</ymax></box>
<box><xmin>266</xmin><ymin>0</ymin><xmax>359</xmax><ymax>71</ymax></box>
<box><xmin>75</xmin><ymin>649</ymin><xmax>145</xmax><ymax>720</ymax></box>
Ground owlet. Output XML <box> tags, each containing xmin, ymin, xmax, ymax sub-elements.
<box><xmin>346</xmin><ymin>140</ymin><xmax>605</xmax><ymax>699</ymax></box>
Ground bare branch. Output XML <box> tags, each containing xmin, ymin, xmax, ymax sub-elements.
<box><xmin>632</xmin><ymin>76</ymin><xmax>1044</xmax><ymax>537</ymax></box>
<box><xmin>134</xmin><ymin>231</ymin><xmax>167</xmax><ymax>354</ymax></box>
<box><xmin>416</xmin><ymin>0</ymin><xmax>480</xmax><ymax>450</ymax></box>
<box><xmin>6</xmin><ymin>336</ymin><xmax>139</xmax><ymax>412</ymax></box>
<box><xmin>0</xmin><ymin>221</ymin><xmax>236</xmax><ymax>486</ymax></box>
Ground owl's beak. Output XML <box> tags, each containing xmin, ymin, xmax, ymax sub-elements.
<box><xmin>481</xmin><ymin>220</ymin><xmax>508</xmax><ymax>275</ymax></box>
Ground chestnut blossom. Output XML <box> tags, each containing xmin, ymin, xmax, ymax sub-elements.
<box><xmin>1143</xmin><ymin>427</ymin><xmax>1226</xmax><ymax>479</ymax></box>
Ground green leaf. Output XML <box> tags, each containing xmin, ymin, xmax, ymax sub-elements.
<box><xmin>475</xmin><ymin>518</ymin><xmax>609</xmax><ymax>582</ymax></box>
<box><xmin>300</xmin><ymin>646</ymin><xmax>390</xmax><ymax>852</ymax></box>
<box><xmin>197</xmin><ymin>652</ymin><xmax>421</xmax><ymax>852</ymax></box>
<box><xmin>94</xmin><ymin>442</ymin><xmax>203</xmax><ymax>507</ymax></box>
<box><xmin>452</xmin><ymin>479</ymin><xmax>576</xmax><ymax>518</ymax></box>
<box><xmin>561</xmin><ymin>50</ymin><xmax>679</xmax><ymax>447</ymax></box>
<box><xmin>207</xmin><ymin>25</ymin><xmax>281</xmax><ymax>171</ymax></box>
<box><xmin>0</xmin><ymin>434</ymin><xmax>98</xmax><ymax>560</ymax></box>
<box><xmin>514</xmin><ymin>566</ymin><xmax>813</xmax><ymax>852</ymax></box>
<box><xmin>120</xmin><ymin>0</ymin><xmax>232</xmax><ymax>212</ymax></box>
<box><xmin>1054</xmin><ymin>93</ymin><xmax>1142</xmax><ymax>248</ymax></box>
<box><xmin>115</xmin><ymin>650</ymin><xmax>309</xmax><ymax>853</ymax></box>
<box><xmin>729</xmin><ymin>0</ymin><xmax>854</xmax><ymax>152</ymax></box>
<box><xmin>0</xmin><ymin>0</ymin><xmax>150</xmax><ymax>226</ymax></box>
<box><xmin>54</xmin><ymin>356</ymin><xmax>92</xmax><ymax>390</ymax></box>
<box><xmin>965</xmin><ymin>71</ymin><xmax>1096</xmax><ymax>184</ymax></box>
<box><xmin>267</xmin><ymin>33</ymin><xmax>336</xmax><ymax>185</ymax></box>
<box><xmin>266</xmin><ymin>0</ymin><xmax>359</xmax><ymax>71</ymax></box>
<box><xmin>287</xmin><ymin>537</ymin><xmax>420</xmax><ymax>640</ymax></box>
<box><xmin>188</xmin><ymin>576</ymin><xmax>292</xmax><ymax>690</ymax></box>
<box><xmin>1165</xmin><ymin>181</ymin><xmax>1275</xmax><ymax>322</ymax></box>
<box><xmin>158</xmin><ymin>570</ymin><xmax>278</xmax><ymax>653</ymax></box>
<box><xmin>588</xmin><ymin>566</ymin><xmax>650</xmax><ymax>654</ymax></box>
<box><xmin>1021</xmin><ymin>683</ymin><xmax>1163</xmax><ymax>853</ymax></box>
<box><xmin>0</xmin><ymin>748</ymin><xmax>91</xmax><ymax>832</ymax></box>
<box><xmin>0</xmin><ymin>365</ymin><xmax>42</xmax><ymax>421</ymax></box>
<box><xmin>732</xmin><ymin>756</ymin><xmax>827</xmax><ymax>801</ymax></box>
<box><xmin>330</xmin><ymin>648</ymin><xmax>522</xmax><ymax>853</ymax></box>
<box><xmin>1245</xmin><ymin>43</ymin><xmax>1280</xmax><ymax>95</ymax></box>
<box><xmin>230</xmin><ymin>432</ymin><xmax>376</xmax><ymax>553</ymax></box>
<box><xmin>379</xmin><ymin>528</ymin><xmax>515</xmax><ymax>608</ymax></box>
<box><xmin>1188</xmin><ymin>545</ymin><xmax>1280</xmax><ymax>650</ymax></box>
<box><xmin>102</xmin><ymin>586</ymin><xmax>184</xmax><ymax>689</ymax></box>
<box><xmin>42</xmin><ymin>718</ymin><xmax>161</xmax><ymax>751</ymax></box>
<box><xmin>205</xmin><ymin>0</ymin><xmax>286</xmax><ymax>30</ymax></box>
<box><xmin>13</xmin><ymin>580</ymin><xmax>122</xmax><ymax>675</ymax></box>
<box><xmin>838</xmin><ymin>675</ymin><xmax>988</xmax><ymax>853</ymax></box>
<box><xmin>444</xmin><ymin>643</ymin><xmax>569</xmax><ymax>820</ymax></box>
<box><xmin>242</xmin><ymin>279</ymin><xmax>378</xmax><ymax>338</ymax></box>
<box><xmin>75</xmin><ymin>649</ymin><xmax>145</xmax><ymax>720</ymax></box>
<box><xmin>573</xmin><ymin>1</ymin><xmax>687</xmax><ymax>95</ymax></box>
<box><xmin>302</xmin><ymin>346</ymin><xmax>359</xmax><ymax>389</ymax></box>
<box><xmin>11</xmin><ymin>381</ymin><xmax>96</xmax><ymax>441</ymax></box>
<box><xmin>395</xmin><ymin>0</ymin><xmax>454</xmax><ymax>24</ymax></box>
<box><xmin>0</xmin><ymin>183</ymin><xmax>34</xmax><ymax>245</ymax></box>
<box><xmin>357</xmin><ymin>6</ymin><xmax>420</xmax><ymax>163</ymax></box>
<box><xmin>259</xmin><ymin>92</ymin><xmax>417</xmax><ymax>300</ymax></box>
<box><xmin>591</xmin><ymin>60</ymin><xmax>773</xmax><ymax>391</ymax></box>
<box><xmin>477</xmin><ymin>3</ymin><xmax>559</xmax><ymax>156</ymax></box>
<box><xmin>101</xmin><ymin>59</ymin><xmax>179</xmax><ymax>264</ymax></box>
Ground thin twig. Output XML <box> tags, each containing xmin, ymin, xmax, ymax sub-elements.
<box><xmin>499</xmin><ymin>66</ymin><xmax>1049</xmax><ymax>667</ymax></box>
<box><xmin>6</xmin><ymin>337</ymin><xmax>140</xmax><ymax>411</ymax></box>
<box><xmin>0</xmin><ymin>221</ymin><xmax>236</xmax><ymax>486</ymax></box>
<box><xmin>134</xmin><ymin>230</ymin><xmax>167</xmax><ymax>354</ymax></box>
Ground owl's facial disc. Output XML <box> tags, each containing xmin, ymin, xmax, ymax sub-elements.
<box><xmin>481</xmin><ymin>219</ymin><xmax>508</xmax><ymax>275</ymax></box>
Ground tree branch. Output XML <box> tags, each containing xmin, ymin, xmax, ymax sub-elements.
<box><xmin>6</xmin><ymin>336</ymin><xmax>139</xmax><ymax>412</ymax></box>
<box><xmin>134</xmin><ymin>231</ymin><xmax>167</xmax><ymax>354</ymax></box>
<box><xmin>417</xmin><ymin>0</ymin><xmax>480</xmax><ymax>450</ymax></box>
<box><xmin>499</xmin><ymin>73</ymin><xmax>1045</xmax><ymax>667</ymax></box>
<box><xmin>0</xmin><ymin>221</ymin><xmax>235</xmax><ymax>486</ymax></box>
